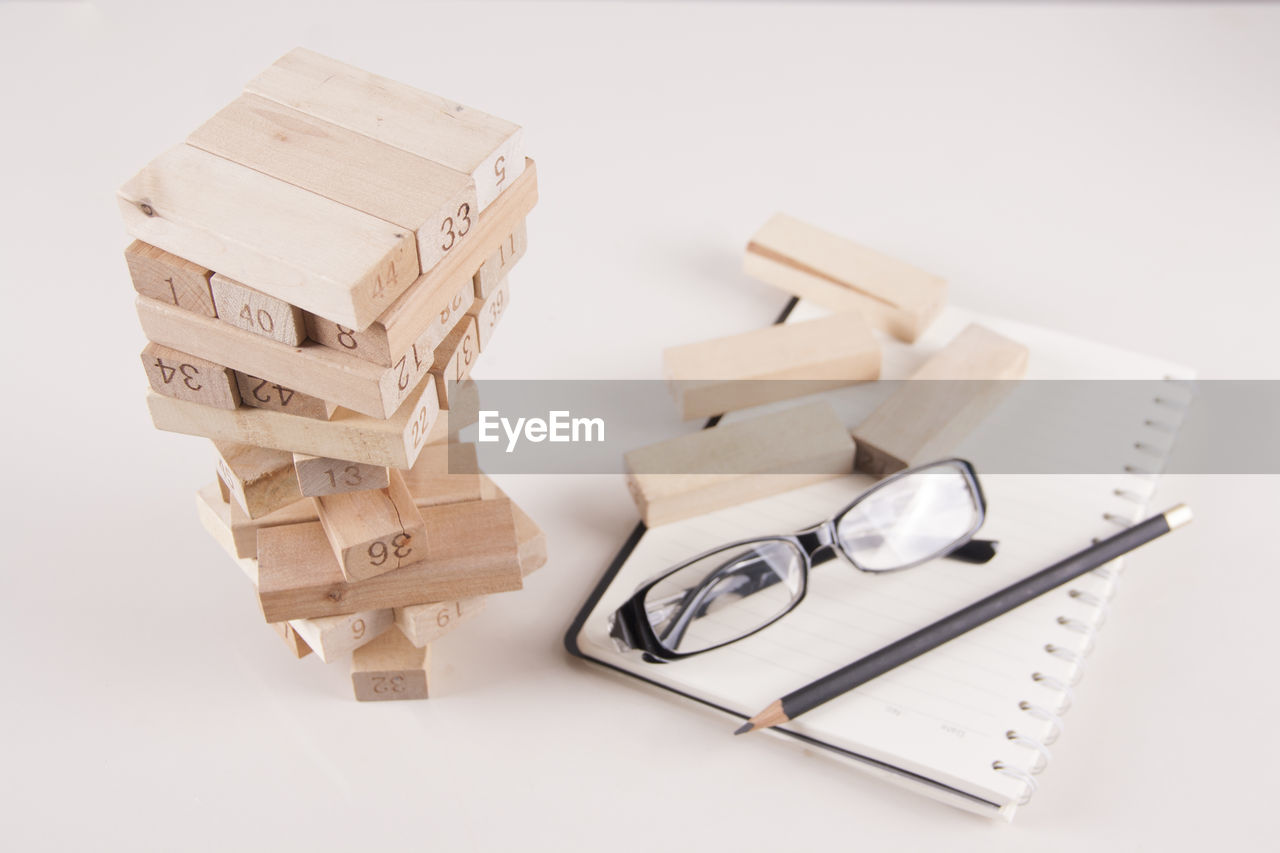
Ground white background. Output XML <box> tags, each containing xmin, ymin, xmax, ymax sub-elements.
<box><xmin>1</xmin><ymin>1</ymin><xmax>1277</xmax><ymax>849</ymax></box>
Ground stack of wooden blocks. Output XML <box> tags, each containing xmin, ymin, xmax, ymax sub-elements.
<box><xmin>118</xmin><ymin>49</ymin><xmax>544</xmax><ymax>701</ymax></box>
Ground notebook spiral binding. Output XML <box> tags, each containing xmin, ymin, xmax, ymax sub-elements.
<box><xmin>993</xmin><ymin>376</ymin><xmax>1192</xmax><ymax>806</ymax></box>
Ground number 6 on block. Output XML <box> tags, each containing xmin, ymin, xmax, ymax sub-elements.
<box><xmin>314</xmin><ymin>469</ymin><xmax>427</xmax><ymax>582</ymax></box>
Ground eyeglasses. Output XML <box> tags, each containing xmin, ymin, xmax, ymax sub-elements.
<box><xmin>608</xmin><ymin>458</ymin><xmax>990</xmax><ymax>662</ymax></box>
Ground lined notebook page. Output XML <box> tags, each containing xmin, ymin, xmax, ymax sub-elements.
<box><xmin>580</xmin><ymin>303</ymin><xmax>1191</xmax><ymax>810</ymax></box>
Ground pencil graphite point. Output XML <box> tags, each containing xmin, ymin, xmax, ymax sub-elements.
<box><xmin>734</xmin><ymin>722</ymin><xmax>755</xmax><ymax>736</ymax></box>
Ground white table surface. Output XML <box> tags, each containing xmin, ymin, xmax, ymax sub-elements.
<box><xmin>2</xmin><ymin>1</ymin><xmax>1277</xmax><ymax>849</ymax></box>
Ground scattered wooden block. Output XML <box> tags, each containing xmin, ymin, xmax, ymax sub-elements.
<box><xmin>247</xmin><ymin>47</ymin><xmax>524</xmax><ymax>210</ymax></box>
<box><xmin>350</xmin><ymin>628</ymin><xmax>430</xmax><ymax>702</ymax></box>
<box><xmin>288</xmin><ymin>609</ymin><xmax>394</xmax><ymax>664</ymax></box>
<box><xmin>124</xmin><ymin>240</ymin><xmax>216</xmax><ymax>317</ymax></box>
<box><xmin>744</xmin><ymin>213</ymin><xmax>946</xmax><ymax>343</ymax></box>
<box><xmin>234</xmin><ymin>372</ymin><xmax>337</xmax><ymax>421</ymax></box>
<box><xmin>189</xmin><ymin>94</ymin><xmax>479</xmax><ymax>275</ymax></box>
<box><xmin>625</xmin><ymin>401</ymin><xmax>857</xmax><ymax>527</ymax></box>
<box><xmin>293</xmin><ymin>453</ymin><xmax>390</xmax><ymax>497</ymax></box>
<box><xmin>209</xmin><ymin>273</ymin><xmax>306</xmax><ymax>346</ymax></box>
<box><xmin>269</xmin><ymin>621</ymin><xmax>313</xmax><ymax>659</ymax></box>
<box><xmin>663</xmin><ymin>311</ymin><xmax>880</xmax><ymax>420</ymax></box>
<box><xmin>474</xmin><ymin>221</ymin><xmax>527</xmax><ymax>298</ymax></box>
<box><xmin>213</xmin><ymin>441</ymin><xmax>304</xmax><ymax>519</ymax></box>
<box><xmin>315</xmin><ymin>471</ymin><xmax>427</xmax><ymax>581</ymax></box>
<box><xmin>394</xmin><ymin>598</ymin><xmax>485</xmax><ymax>648</ymax></box>
<box><xmin>118</xmin><ymin>144</ymin><xmax>419</xmax><ymax>331</ymax></box>
<box><xmin>467</xmin><ymin>276</ymin><xmax>509</xmax><ymax>352</ymax></box>
<box><xmin>851</xmin><ymin>323</ymin><xmax>1029</xmax><ymax>476</ymax></box>
<box><xmin>303</xmin><ymin>161</ymin><xmax>536</xmax><ymax>367</ymax></box>
<box><xmin>256</xmin><ymin>498</ymin><xmax>524</xmax><ymax>622</ymax></box>
<box><xmin>148</xmin><ymin>378</ymin><xmax>450</xmax><ymax>469</ymax></box>
<box><xmin>137</xmin><ymin>295</ymin><xmax>430</xmax><ymax>419</ymax></box>
<box><xmin>400</xmin><ymin>443</ymin><xmax>494</xmax><ymax>507</ymax></box>
<box><xmin>429</xmin><ymin>316</ymin><xmax>479</xmax><ymax>409</ymax></box>
<box><xmin>141</xmin><ymin>342</ymin><xmax>240</xmax><ymax>410</ymax></box>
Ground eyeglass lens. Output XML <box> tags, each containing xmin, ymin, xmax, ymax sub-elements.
<box><xmin>836</xmin><ymin>461</ymin><xmax>981</xmax><ymax>571</ymax></box>
<box><xmin>641</xmin><ymin>540</ymin><xmax>805</xmax><ymax>656</ymax></box>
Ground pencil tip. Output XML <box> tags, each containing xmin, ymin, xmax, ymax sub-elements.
<box><xmin>734</xmin><ymin>721</ymin><xmax>755</xmax><ymax>735</ymax></box>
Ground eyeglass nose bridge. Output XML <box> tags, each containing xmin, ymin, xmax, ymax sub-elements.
<box><xmin>795</xmin><ymin>520</ymin><xmax>840</xmax><ymax>565</ymax></box>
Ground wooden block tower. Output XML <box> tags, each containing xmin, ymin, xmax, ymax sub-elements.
<box><xmin>120</xmin><ymin>49</ymin><xmax>543</xmax><ymax>701</ymax></box>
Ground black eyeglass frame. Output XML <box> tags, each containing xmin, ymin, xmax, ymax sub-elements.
<box><xmin>609</xmin><ymin>458</ymin><xmax>989</xmax><ymax>663</ymax></box>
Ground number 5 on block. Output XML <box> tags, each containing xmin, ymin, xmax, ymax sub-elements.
<box><xmin>314</xmin><ymin>470</ymin><xmax>426</xmax><ymax>582</ymax></box>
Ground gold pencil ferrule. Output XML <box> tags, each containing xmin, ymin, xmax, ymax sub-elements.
<box><xmin>1163</xmin><ymin>504</ymin><xmax>1193</xmax><ymax>530</ymax></box>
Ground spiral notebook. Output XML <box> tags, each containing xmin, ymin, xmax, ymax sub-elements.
<box><xmin>566</xmin><ymin>301</ymin><xmax>1193</xmax><ymax>820</ymax></box>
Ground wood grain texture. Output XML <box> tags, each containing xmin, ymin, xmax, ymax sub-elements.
<box><xmin>315</xmin><ymin>471</ymin><xmax>427</xmax><ymax>582</ymax></box>
<box><xmin>246</xmin><ymin>47</ymin><xmax>524</xmax><ymax>210</ymax></box>
<box><xmin>234</xmin><ymin>372</ymin><xmax>337</xmax><ymax>421</ymax></box>
<box><xmin>663</xmin><ymin>311</ymin><xmax>881</xmax><ymax>420</ymax></box>
<box><xmin>124</xmin><ymin>240</ymin><xmax>216</xmax><ymax>316</ymax></box>
<box><xmin>394</xmin><ymin>598</ymin><xmax>485</xmax><ymax>648</ymax></box>
<box><xmin>467</xmin><ymin>275</ymin><xmax>509</xmax><ymax>352</ymax></box>
<box><xmin>137</xmin><ymin>295</ymin><xmax>429</xmax><ymax>419</ymax></box>
<box><xmin>851</xmin><ymin>323</ymin><xmax>1029</xmax><ymax>476</ymax></box>
<box><xmin>141</xmin><ymin>342</ymin><xmax>240</xmax><ymax>410</ymax></box>
<box><xmin>293</xmin><ymin>453</ymin><xmax>389</xmax><ymax>497</ymax></box>
<box><xmin>304</xmin><ymin>162</ymin><xmax>536</xmax><ymax>366</ymax></box>
<box><xmin>744</xmin><ymin>213</ymin><xmax>946</xmax><ymax>342</ymax></box>
<box><xmin>210</xmin><ymin>273</ymin><xmax>306</xmax><ymax>345</ymax></box>
<box><xmin>146</xmin><ymin>373</ymin><xmax>442</xmax><ymax>469</ymax></box>
<box><xmin>474</xmin><ymin>221</ymin><xmax>527</xmax><ymax>298</ymax></box>
<box><xmin>625</xmin><ymin>401</ymin><xmax>857</xmax><ymax>527</ymax></box>
<box><xmin>189</xmin><ymin>94</ymin><xmax>478</xmax><ymax>273</ymax></box>
<box><xmin>429</xmin><ymin>315</ymin><xmax>478</xmax><ymax>409</ymax></box>
<box><xmin>269</xmin><ymin>621</ymin><xmax>313</xmax><ymax>659</ymax></box>
<box><xmin>350</xmin><ymin>629</ymin><xmax>430</xmax><ymax>701</ymax></box>
<box><xmin>289</xmin><ymin>609</ymin><xmax>394</xmax><ymax>664</ymax></box>
<box><xmin>118</xmin><ymin>144</ymin><xmax>419</xmax><ymax>330</ymax></box>
<box><xmin>305</xmin><ymin>266</ymin><xmax>473</xmax><ymax>370</ymax></box>
<box><xmin>213</xmin><ymin>441</ymin><xmax>303</xmax><ymax>519</ymax></box>
<box><xmin>256</xmin><ymin>498</ymin><xmax>523</xmax><ymax>622</ymax></box>
<box><xmin>399</xmin><ymin>442</ymin><xmax>493</xmax><ymax>507</ymax></box>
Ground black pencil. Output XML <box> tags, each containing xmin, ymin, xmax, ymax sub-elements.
<box><xmin>735</xmin><ymin>504</ymin><xmax>1193</xmax><ymax>735</ymax></box>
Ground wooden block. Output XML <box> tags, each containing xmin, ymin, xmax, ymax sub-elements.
<box><xmin>269</xmin><ymin>621</ymin><xmax>313</xmax><ymax>659</ymax></box>
<box><xmin>399</xmin><ymin>442</ymin><xmax>493</xmax><ymax>507</ymax></box>
<box><xmin>624</xmin><ymin>401</ymin><xmax>857</xmax><ymax>527</ymax></box>
<box><xmin>305</xmin><ymin>265</ymin><xmax>473</xmax><ymax>369</ymax></box>
<box><xmin>217</xmin><ymin>474</ymin><xmax>231</xmax><ymax>503</ymax></box>
<box><xmin>148</xmin><ymin>379</ymin><xmax>450</xmax><ymax>469</ymax></box>
<box><xmin>467</xmin><ymin>275</ymin><xmax>509</xmax><ymax>352</ymax></box>
<box><xmin>256</xmin><ymin>499</ymin><xmax>524</xmax><ymax>622</ymax></box>
<box><xmin>429</xmin><ymin>316</ymin><xmax>479</xmax><ymax>409</ymax></box>
<box><xmin>234</xmin><ymin>372</ymin><xmax>337</xmax><ymax>421</ymax></box>
<box><xmin>744</xmin><ymin>213</ymin><xmax>946</xmax><ymax>342</ymax></box>
<box><xmin>247</xmin><ymin>47</ymin><xmax>524</xmax><ymax>210</ymax></box>
<box><xmin>124</xmin><ymin>240</ymin><xmax>216</xmax><ymax>316</ymax></box>
<box><xmin>293</xmin><ymin>453</ymin><xmax>390</xmax><ymax>497</ymax></box>
<box><xmin>117</xmin><ymin>144</ymin><xmax>418</xmax><ymax>331</ymax></box>
<box><xmin>210</xmin><ymin>273</ymin><xmax>306</xmax><ymax>345</ymax></box>
<box><xmin>138</xmin><ymin>295</ymin><xmax>431</xmax><ymax>419</ymax></box>
<box><xmin>663</xmin><ymin>311</ymin><xmax>880</xmax><ymax>420</ymax></box>
<box><xmin>213</xmin><ymin>441</ymin><xmax>303</xmax><ymax>519</ymax></box>
<box><xmin>189</xmin><ymin>94</ymin><xmax>479</xmax><ymax>274</ymax></box>
<box><xmin>394</xmin><ymin>598</ymin><xmax>485</xmax><ymax>648</ymax></box>
<box><xmin>315</xmin><ymin>471</ymin><xmax>427</xmax><ymax>581</ymax></box>
<box><xmin>350</xmin><ymin>629</ymin><xmax>430</xmax><ymax>701</ymax></box>
<box><xmin>474</xmin><ymin>221</ymin><xmax>527</xmax><ymax>298</ymax></box>
<box><xmin>303</xmin><ymin>162</ymin><xmax>536</xmax><ymax>367</ymax></box>
<box><xmin>141</xmin><ymin>342</ymin><xmax>240</xmax><ymax>410</ymax></box>
<box><xmin>288</xmin><ymin>610</ymin><xmax>394</xmax><ymax>664</ymax></box>
<box><xmin>851</xmin><ymin>324</ymin><xmax>1029</xmax><ymax>476</ymax></box>
<box><xmin>509</xmin><ymin>495</ymin><xmax>548</xmax><ymax>576</ymax></box>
